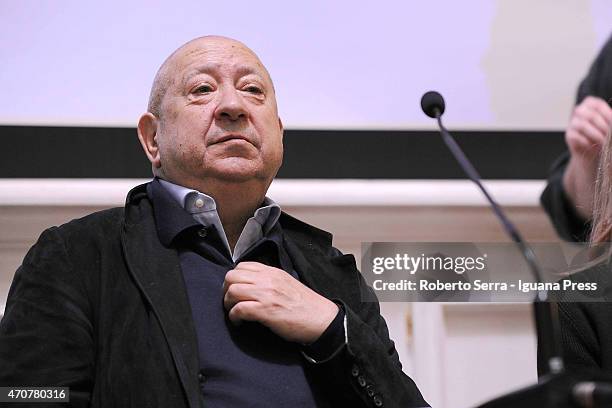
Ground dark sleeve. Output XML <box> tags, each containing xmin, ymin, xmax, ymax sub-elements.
<box><xmin>537</xmin><ymin>261</ymin><xmax>612</xmax><ymax>378</ymax></box>
<box><xmin>0</xmin><ymin>227</ymin><xmax>94</xmax><ymax>408</ymax></box>
<box><xmin>301</xmin><ymin>304</ymin><xmax>346</xmax><ymax>362</ymax></box>
<box><xmin>558</xmin><ymin>302</ymin><xmax>602</xmax><ymax>373</ymax></box>
<box><xmin>537</xmin><ymin>301</ymin><xmax>600</xmax><ymax>378</ymax></box>
<box><xmin>304</xmin><ymin>251</ymin><xmax>429</xmax><ymax>408</ymax></box>
<box><xmin>576</xmin><ymin>33</ymin><xmax>612</xmax><ymax>104</ymax></box>
<box><xmin>540</xmin><ymin>152</ymin><xmax>592</xmax><ymax>242</ymax></box>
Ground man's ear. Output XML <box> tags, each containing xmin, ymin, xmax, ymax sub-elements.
<box><xmin>137</xmin><ymin>112</ymin><xmax>161</xmax><ymax>169</ymax></box>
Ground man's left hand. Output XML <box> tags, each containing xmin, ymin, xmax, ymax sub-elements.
<box><xmin>222</xmin><ymin>261</ymin><xmax>340</xmax><ymax>344</ymax></box>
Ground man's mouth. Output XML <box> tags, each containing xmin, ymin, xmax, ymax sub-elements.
<box><xmin>212</xmin><ymin>134</ymin><xmax>251</xmax><ymax>145</ymax></box>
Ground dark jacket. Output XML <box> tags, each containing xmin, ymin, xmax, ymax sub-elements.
<box><xmin>539</xmin><ymin>259</ymin><xmax>612</xmax><ymax>377</ymax></box>
<box><xmin>0</xmin><ymin>182</ymin><xmax>428</xmax><ymax>408</ymax></box>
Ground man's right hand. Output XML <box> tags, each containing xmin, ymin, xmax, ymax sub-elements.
<box><xmin>563</xmin><ymin>96</ymin><xmax>612</xmax><ymax>220</ymax></box>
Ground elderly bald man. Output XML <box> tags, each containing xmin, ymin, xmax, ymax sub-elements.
<box><xmin>0</xmin><ymin>36</ymin><xmax>428</xmax><ymax>408</ymax></box>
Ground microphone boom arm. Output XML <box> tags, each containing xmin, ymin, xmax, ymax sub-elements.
<box><xmin>424</xmin><ymin>96</ymin><xmax>564</xmax><ymax>376</ymax></box>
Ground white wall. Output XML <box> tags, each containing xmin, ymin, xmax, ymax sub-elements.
<box><xmin>1</xmin><ymin>0</ymin><xmax>610</xmax><ymax>129</ymax></box>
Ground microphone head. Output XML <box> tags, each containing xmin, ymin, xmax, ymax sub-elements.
<box><xmin>421</xmin><ymin>91</ymin><xmax>445</xmax><ymax>118</ymax></box>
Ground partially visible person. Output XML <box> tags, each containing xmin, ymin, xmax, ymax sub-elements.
<box><xmin>541</xmin><ymin>120</ymin><xmax>612</xmax><ymax>377</ymax></box>
<box><xmin>541</xmin><ymin>34</ymin><xmax>612</xmax><ymax>241</ymax></box>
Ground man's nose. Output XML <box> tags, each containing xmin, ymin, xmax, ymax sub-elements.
<box><xmin>214</xmin><ymin>87</ymin><xmax>248</xmax><ymax>122</ymax></box>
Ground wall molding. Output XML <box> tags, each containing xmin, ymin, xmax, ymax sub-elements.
<box><xmin>0</xmin><ymin>179</ymin><xmax>545</xmax><ymax>206</ymax></box>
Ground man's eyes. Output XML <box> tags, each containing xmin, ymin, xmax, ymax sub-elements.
<box><xmin>193</xmin><ymin>84</ymin><xmax>213</xmax><ymax>94</ymax></box>
<box><xmin>244</xmin><ymin>85</ymin><xmax>263</xmax><ymax>94</ymax></box>
<box><xmin>189</xmin><ymin>84</ymin><xmax>264</xmax><ymax>95</ymax></box>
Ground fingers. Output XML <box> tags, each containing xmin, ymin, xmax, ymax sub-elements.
<box><xmin>223</xmin><ymin>282</ymin><xmax>258</xmax><ymax>311</ymax></box>
<box><xmin>576</xmin><ymin>97</ymin><xmax>612</xmax><ymax>136</ymax></box>
<box><xmin>222</xmin><ymin>262</ymin><xmax>284</xmax><ymax>324</ymax></box>
<box><xmin>228</xmin><ymin>300</ymin><xmax>259</xmax><ymax>324</ymax></box>
<box><xmin>583</xmin><ymin>96</ymin><xmax>612</xmax><ymax>125</ymax></box>
<box><xmin>222</xmin><ymin>262</ymin><xmax>288</xmax><ymax>291</ymax></box>
<box><xmin>570</xmin><ymin>119</ymin><xmax>605</xmax><ymax>146</ymax></box>
<box><xmin>567</xmin><ymin>97</ymin><xmax>612</xmax><ymax>156</ymax></box>
<box><xmin>233</xmin><ymin>261</ymin><xmax>272</xmax><ymax>272</ymax></box>
<box><xmin>222</xmin><ymin>267</ymin><xmax>258</xmax><ymax>293</ymax></box>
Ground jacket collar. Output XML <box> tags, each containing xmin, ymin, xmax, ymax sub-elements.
<box><xmin>121</xmin><ymin>182</ymin><xmax>202</xmax><ymax>408</ymax></box>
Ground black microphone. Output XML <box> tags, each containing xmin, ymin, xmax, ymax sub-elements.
<box><xmin>420</xmin><ymin>90</ymin><xmax>564</xmax><ymax>376</ymax></box>
<box><xmin>420</xmin><ymin>91</ymin><xmax>445</xmax><ymax>118</ymax></box>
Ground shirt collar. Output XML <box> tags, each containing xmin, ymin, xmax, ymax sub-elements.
<box><xmin>157</xmin><ymin>177</ymin><xmax>282</xmax><ymax>236</ymax></box>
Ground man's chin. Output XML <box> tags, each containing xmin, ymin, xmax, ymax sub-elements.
<box><xmin>204</xmin><ymin>163</ymin><xmax>268</xmax><ymax>183</ymax></box>
<box><xmin>211</xmin><ymin>171</ymin><xmax>263</xmax><ymax>183</ymax></box>
<box><xmin>197</xmin><ymin>156</ymin><xmax>280</xmax><ymax>184</ymax></box>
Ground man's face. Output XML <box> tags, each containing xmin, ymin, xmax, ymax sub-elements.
<box><xmin>155</xmin><ymin>38</ymin><xmax>283</xmax><ymax>186</ymax></box>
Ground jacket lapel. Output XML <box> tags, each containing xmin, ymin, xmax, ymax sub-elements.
<box><xmin>121</xmin><ymin>184</ymin><xmax>201</xmax><ymax>408</ymax></box>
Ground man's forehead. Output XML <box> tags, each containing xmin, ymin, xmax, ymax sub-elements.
<box><xmin>183</xmin><ymin>62</ymin><xmax>266</xmax><ymax>80</ymax></box>
<box><xmin>172</xmin><ymin>38</ymin><xmax>267</xmax><ymax>77</ymax></box>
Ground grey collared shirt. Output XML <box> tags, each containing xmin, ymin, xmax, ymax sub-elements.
<box><xmin>158</xmin><ymin>178</ymin><xmax>281</xmax><ymax>262</ymax></box>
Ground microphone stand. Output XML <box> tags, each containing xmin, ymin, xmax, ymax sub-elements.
<box><xmin>421</xmin><ymin>92</ymin><xmax>612</xmax><ymax>407</ymax></box>
<box><xmin>433</xmin><ymin>109</ymin><xmax>563</xmax><ymax>378</ymax></box>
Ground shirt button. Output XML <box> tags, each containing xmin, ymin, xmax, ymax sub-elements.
<box><xmin>357</xmin><ymin>375</ymin><xmax>366</xmax><ymax>387</ymax></box>
<box><xmin>197</xmin><ymin>228</ymin><xmax>207</xmax><ymax>238</ymax></box>
<box><xmin>366</xmin><ymin>384</ymin><xmax>375</xmax><ymax>397</ymax></box>
<box><xmin>197</xmin><ymin>372</ymin><xmax>205</xmax><ymax>382</ymax></box>
<box><xmin>373</xmin><ymin>395</ymin><xmax>383</xmax><ymax>406</ymax></box>
<box><xmin>195</xmin><ymin>198</ymin><xmax>204</xmax><ymax>208</ymax></box>
<box><xmin>351</xmin><ymin>364</ymin><xmax>360</xmax><ymax>377</ymax></box>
